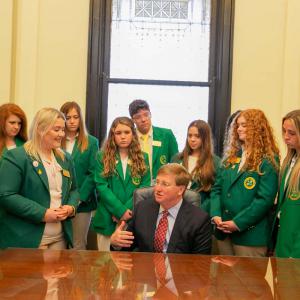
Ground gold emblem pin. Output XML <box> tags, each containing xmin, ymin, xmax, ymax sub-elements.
<box><xmin>132</xmin><ymin>176</ymin><xmax>141</xmax><ymax>185</ymax></box>
<box><xmin>160</xmin><ymin>155</ymin><xmax>167</xmax><ymax>165</ymax></box>
<box><xmin>289</xmin><ymin>191</ymin><xmax>300</xmax><ymax>201</ymax></box>
<box><xmin>244</xmin><ymin>177</ymin><xmax>256</xmax><ymax>190</ymax></box>
<box><xmin>235</xmin><ymin>157</ymin><xmax>241</xmax><ymax>164</ymax></box>
<box><xmin>62</xmin><ymin>169</ymin><xmax>70</xmax><ymax>178</ymax></box>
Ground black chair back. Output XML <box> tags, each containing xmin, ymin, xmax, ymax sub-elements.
<box><xmin>133</xmin><ymin>187</ymin><xmax>201</xmax><ymax>209</ymax></box>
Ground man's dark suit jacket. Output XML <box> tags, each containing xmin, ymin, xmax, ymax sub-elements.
<box><xmin>127</xmin><ymin>197</ymin><xmax>212</xmax><ymax>254</ymax></box>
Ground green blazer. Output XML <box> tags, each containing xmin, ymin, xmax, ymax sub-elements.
<box><xmin>171</xmin><ymin>154</ymin><xmax>221</xmax><ymax>213</ymax></box>
<box><xmin>0</xmin><ymin>137</ymin><xmax>25</xmax><ymax>162</ymax></box>
<box><xmin>0</xmin><ymin>147</ymin><xmax>79</xmax><ymax>249</ymax></box>
<box><xmin>275</xmin><ymin>165</ymin><xmax>300</xmax><ymax>258</ymax></box>
<box><xmin>210</xmin><ymin>156</ymin><xmax>279</xmax><ymax>247</ymax></box>
<box><xmin>151</xmin><ymin>126</ymin><xmax>178</xmax><ymax>179</ymax></box>
<box><xmin>70</xmin><ymin>135</ymin><xmax>99</xmax><ymax>213</ymax></box>
<box><xmin>92</xmin><ymin>151</ymin><xmax>151</xmax><ymax>236</ymax></box>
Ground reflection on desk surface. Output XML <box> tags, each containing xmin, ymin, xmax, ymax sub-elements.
<box><xmin>0</xmin><ymin>248</ymin><xmax>300</xmax><ymax>299</ymax></box>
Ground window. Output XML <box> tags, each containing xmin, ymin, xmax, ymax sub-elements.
<box><xmin>134</xmin><ymin>0</ymin><xmax>189</xmax><ymax>19</ymax></box>
<box><xmin>86</xmin><ymin>0</ymin><xmax>234</xmax><ymax>154</ymax></box>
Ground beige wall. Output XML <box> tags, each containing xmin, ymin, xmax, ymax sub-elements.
<box><xmin>1</xmin><ymin>0</ymin><xmax>300</xmax><ymax>154</ymax></box>
<box><xmin>0</xmin><ymin>0</ymin><xmax>89</xmax><ymax>124</ymax></box>
<box><xmin>232</xmin><ymin>0</ymin><xmax>300</xmax><ymax>154</ymax></box>
<box><xmin>0</xmin><ymin>0</ymin><xmax>13</xmax><ymax>104</ymax></box>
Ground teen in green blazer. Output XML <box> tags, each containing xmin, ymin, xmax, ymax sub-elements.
<box><xmin>61</xmin><ymin>101</ymin><xmax>99</xmax><ymax>250</ymax></box>
<box><xmin>0</xmin><ymin>108</ymin><xmax>79</xmax><ymax>249</ymax></box>
<box><xmin>1</xmin><ymin>137</ymin><xmax>25</xmax><ymax>160</ymax></box>
<box><xmin>275</xmin><ymin>110</ymin><xmax>300</xmax><ymax>258</ymax></box>
<box><xmin>0</xmin><ymin>103</ymin><xmax>28</xmax><ymax>162</ymax></box>
<box><xmin>69</xmin><ymin>135</ymin><xmax>98</xmax><ymax>212</ymax></box>
<box><xmin>92</xmin><ymin>117</ymin><xmax>151</xmax><ymax>251</ymax></box>
<box><xmin>171</xmin><ymin>120</ymin><xmax>220</xmax><ymax>213</ymax></box>
<box><xmin>129</xmin><ymin>99</ymin><xmax>178</xmax><ymax>180</ymax></box>
<box><xmin>210</xmin><ymin>109</ymin><xmax>279</xmax><ymax>257</ymax></box>
<box><xmin>151</xmin><ymin>126</ymin><xmax>178</xmax><ymax>179</ymax></box>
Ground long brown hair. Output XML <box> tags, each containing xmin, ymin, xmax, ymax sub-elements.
<box><xmin>281</xmin><ymin>110</ymin><xmax>300</xmax><ymax>194</ymax></box>
<box><xmin>224</xmin><ymin>109</ymin><xmax>279</xmax><ymax>172</ymax></box>
<box><xmin>178</xmin><ymin>120</ymin><xmax>216</xmax><ymax>192</ymax></box>
<box><xmin>60</xmin><ymin>101</ymin><xmax>89</xmax><ymax>152</ymax></box>
<box><xmin>0</xmin><ymin>103</ymin><xmax>28</xmax><ymax>155</ymax></box>
<box><xmin>102</xmin><ymin>117</ymin><xmax>147</xmax><ymax>178</ymax></box>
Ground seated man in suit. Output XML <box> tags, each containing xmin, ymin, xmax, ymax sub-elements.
<box><xmin>111</xmin><ymin>163</ymin><xmax>212</xmax><ymax>254</ymax></box>
<box><xmin>129</xmin><ymin>99</ymin><xmax>178</xmax><ymax>181</ymax></box>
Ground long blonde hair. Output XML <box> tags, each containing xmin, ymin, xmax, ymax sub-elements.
<box><xmin>101</xmin><ymin>117</ymin><xmax>147</xmax><ymax>178</ymax></box>
<box><xmin>60</xmin><ymin>101</ymin><xmax>89</xmax><ymax>152</ymax></box>
<box><xmin>281</xmin><ymin>110</ymin><xmax>300</xmax><ymax>194</ymax></box>
<box><xmin>224</xmin><ymin>109</ymin><xmax>279</xmax><ymax>172</ymax></box>
<box><xmin>24</xmin><ymin>108</ymin><xmax>65</xmax><ymax>161</ymax></box>
<box><xmin>178</xmin><ymin>120</ymin><xmax>216</xmax><ymax>192</ymax></box>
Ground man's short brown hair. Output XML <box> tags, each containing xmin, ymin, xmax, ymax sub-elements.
<box><xmin>157</xmin><ymin>163</ymin><xmax>191</xmax><ymax>188</ymax></box>
<box><xmin>129</xmin><ymin>99</ymin><xmax>150</xmax><ymax>118</ymax></box>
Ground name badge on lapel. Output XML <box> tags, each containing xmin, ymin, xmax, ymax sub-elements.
<box><xmin>62</xmin><ymin>169</ymin><xmax>70</xmax><ymax>178</ymax></box>
<box><xmin>152</xmin><ymin>140</ymin><xmax>161</xmax><ymax>147</ymax></box>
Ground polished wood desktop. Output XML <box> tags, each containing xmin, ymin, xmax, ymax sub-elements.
<box><xmin>0</xmin><ymin>248</ymin><xmax>300</xmax><ymax>299</ymax></box>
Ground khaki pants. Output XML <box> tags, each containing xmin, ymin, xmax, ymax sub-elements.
<box><xmin>39</xmin><ymin>237</ymin><xmax>66</xmax><ymax>250</ymax></box>
<box><xmin>217</xmin><ymin>237</ymin><xmax>267</xmax><ymax>257</ymax></box>
<box><xmin>211</xmin><ymin>235</ymin><xmax>220</xmax><ymax>255</ymax></box>
<box><xmin>72</xmin><ymin>211</ymin><xmax>92</xmax><ymax>250</ymax></box>
<box><xmin>97</xmin><ymin>234</ymin><xmax>111</xmax><ymax>251</ymax></box>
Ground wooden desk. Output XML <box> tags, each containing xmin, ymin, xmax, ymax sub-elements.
<box><xmin>0</xmin><ymin>248</ymin><xmax>300</xmax><ymax>299</ymax></box>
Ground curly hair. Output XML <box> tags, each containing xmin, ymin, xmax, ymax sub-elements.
<box><xmin>0</xmin><ymin>103</ymin><xmax>28</xmax><ymax>155</ymax></box>
<box><xmin>223</xmin><ymin>109</ymin><xmax>279</xmax><ymax>173</ymax></box>
<box><xmin>178</xmin><ymin>120</ymin><xmax>216</xmax><ymax>192</ymax></box>
<box><xmin>281</xmin><ymin>110</ymin><xmax>300</xmax><ymax>194</ymax></box>
<box><xmin>102</xmin><ymin>117</ymin><xmax>147</xmax><ymax>178</ymax></box>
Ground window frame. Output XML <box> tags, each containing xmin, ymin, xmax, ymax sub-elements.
<box><xmin>86</xmin><ymin>0</ymin><xmax>235</xmax><ymax>155</ymax></box>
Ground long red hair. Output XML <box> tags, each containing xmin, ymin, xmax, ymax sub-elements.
<box><xmin>224</xmin><ymin>109</ymin><xmax>279</xmax><ymax>172</ymax></box>
<box><xmin>0</xmin><ymin>103</ymin><xmax>28</xmax><ymax>155</ymax></box>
